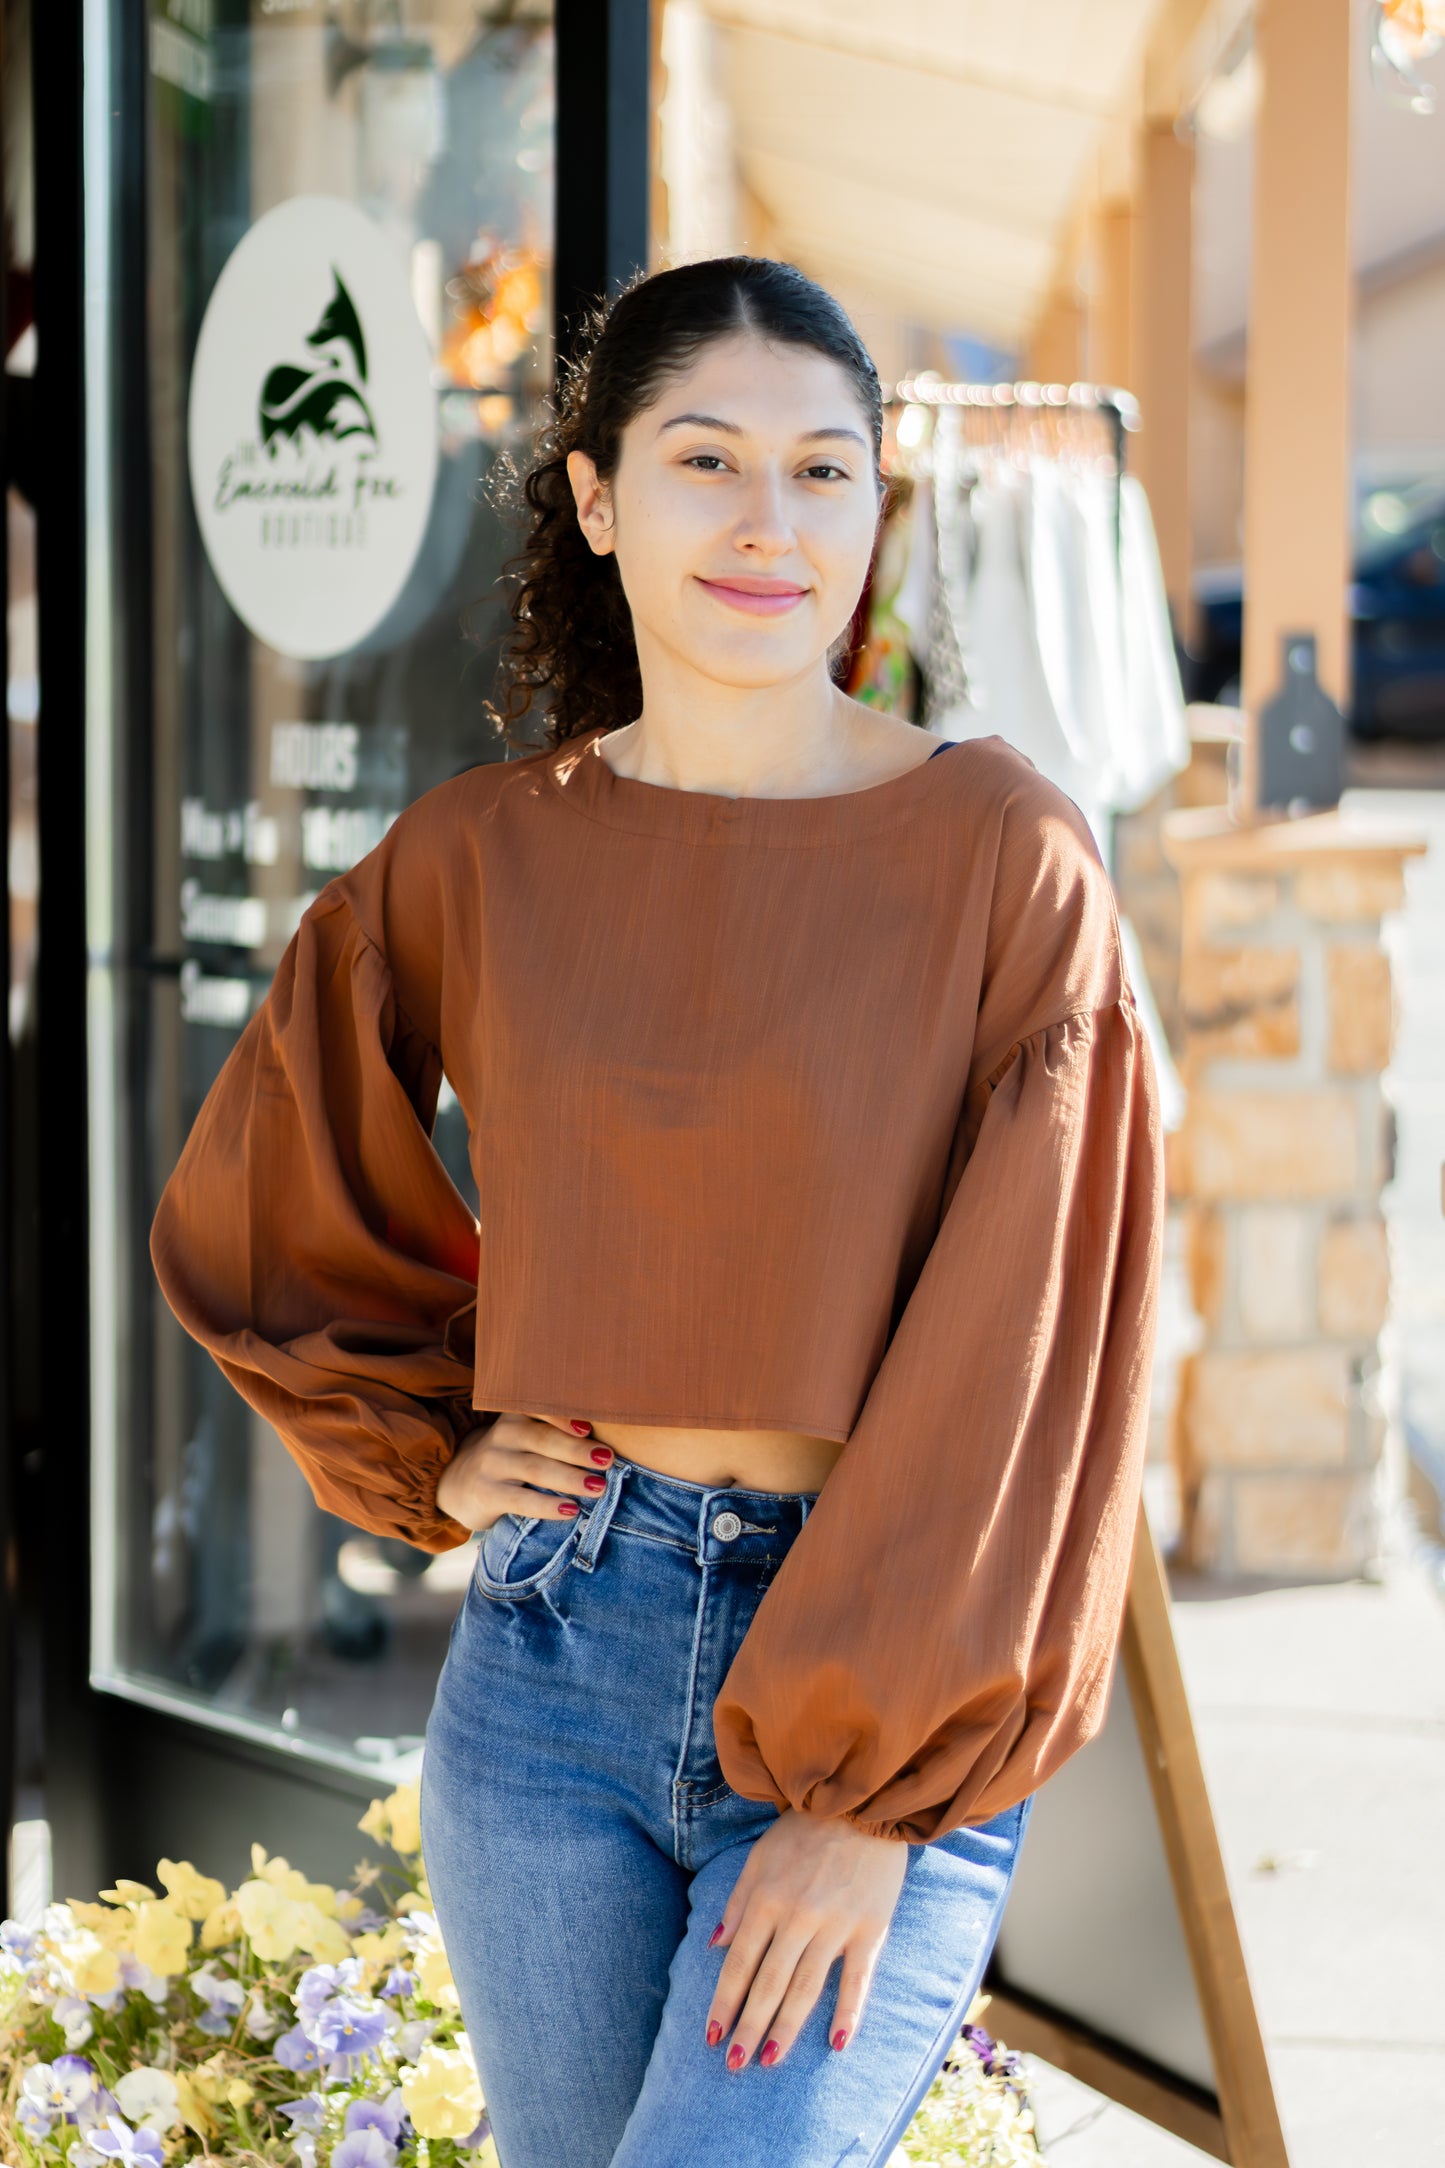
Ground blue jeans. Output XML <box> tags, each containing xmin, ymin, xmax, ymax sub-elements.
<box><xmin>420</xmin><ymin>1454</ymin><xmax>1032</xmax><ymax>2168</ymax></box>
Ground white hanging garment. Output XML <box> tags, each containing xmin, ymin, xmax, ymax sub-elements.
<box><xmin>919</xmin><ymin>411</ymin><xmax>973</xmax><ymax>727</ymax></box>
<box><xmin>1027</xmin><ymin>458</ymin><xmax>1119</xmax><ymax>798</ymax></box>
<box><xmin>892</xmin><ymin>473</ymin><xmax>936</xmax><ymax>666</ymax></box>
<box><xmin>1114</xmin><ymin>475</ymin><xmax>1190</xmax><ymax>811</ymax></box>
<box><xmin>1118</xmin><ymin>914</ymin><xmax>1187</xmax><ymax>1132</ymax></box>
<box><xmin>941</xmin><ymin>465</ymin><xmax>1111</xmax><ymax>857</ymax></box>
<box><xmin>1074</xmin><ymin>467</ymin><xmax>1132</xmax><ymax>809</ymax></box>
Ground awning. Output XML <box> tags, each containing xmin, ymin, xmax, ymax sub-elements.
<box><xmin>699</xmin><ymin>0</ymin><xmax>1173</xmax><ymax>340</ymax></box>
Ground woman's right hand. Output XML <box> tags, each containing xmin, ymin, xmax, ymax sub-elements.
<box><xmin>435</xmin><ymin>1411</ymin><xmax>612</xmax><ymax>1534</ymax></box>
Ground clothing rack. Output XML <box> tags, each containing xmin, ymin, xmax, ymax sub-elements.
<box><xmin>883</xmin><ymin>376</ymin><xmax>1140</xmax><ymax>477</ymax></box>
<box><xmin>882</xmin><ymin>376</ymin><xmax>1141</xmax><ymax>571</ymax></box>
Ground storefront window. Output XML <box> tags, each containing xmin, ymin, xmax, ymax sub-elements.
<box><xmin>88</xmin><ymin>0</ymin><xmax>554</xmax><ymax>1776</ymax></box>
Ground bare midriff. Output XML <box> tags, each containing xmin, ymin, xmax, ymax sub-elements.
<box><xmin>586</xmin><ymin>1419</ymin><xmax>847</xmax><ymax>1496</ymax></box>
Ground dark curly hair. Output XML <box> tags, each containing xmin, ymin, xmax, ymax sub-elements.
<box><xmin>488</xmin><ymin>256</ymin><xmax>883</xmax><ymax>751</ymax></box>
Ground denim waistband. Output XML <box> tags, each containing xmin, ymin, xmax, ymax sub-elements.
<box><xmin>570</xmin><ymin>1452</ymin><xmax>818</xmax><ymax>1575</ymax></box>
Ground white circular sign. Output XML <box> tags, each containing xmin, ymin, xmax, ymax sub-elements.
<box><xmin>188</xmin><ymin>195</ymin><xmax>439</xmax><ymax>661</ymax></box>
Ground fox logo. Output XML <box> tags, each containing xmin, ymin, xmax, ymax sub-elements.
<box><xmin>258</xmin><ymin>269</ymin><xmax>377</xmax><ymax>452</ymax></box>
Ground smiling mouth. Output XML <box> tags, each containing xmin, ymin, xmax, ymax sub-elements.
<box><xmin>695</xmin><ymin>577</ymin><xmax>810</xmax><ymax>617</ymax></box>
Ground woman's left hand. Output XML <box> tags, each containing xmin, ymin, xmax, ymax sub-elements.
<box><xmin>703</xmin><ymin>1808</ymin><xmax>909</xmax><ymax>2069</ymax></box>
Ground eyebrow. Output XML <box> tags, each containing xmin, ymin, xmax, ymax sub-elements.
<box><xmin>657</xmin><ymin>412</ymin><xmax>869</xmax><ymax>449</ymax></box>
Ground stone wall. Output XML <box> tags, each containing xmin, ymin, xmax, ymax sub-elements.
<box><xmin>1112</xmin><ymin>713</ymin><xmax>1234</xmax><ymax>1055</ymax></box>
<box><xmin>1161</xmin><ymin>808</ymin><xmax>1425</xmax><ymax>1578</ymax></box>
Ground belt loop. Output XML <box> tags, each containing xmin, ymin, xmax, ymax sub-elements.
<box><xmin>693</xmin><ymin>1486</ymin><xmax>722</xmax><ymax>1567</ymax></box>
<box><xmin>572</xmin><ymin>1457</ymin><xmax>628</xmax><ymax>1572</ymax></box>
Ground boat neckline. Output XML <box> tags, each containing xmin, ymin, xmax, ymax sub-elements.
<box><xmin>544</xmin><ymin>724</ymin><xmax>978</xmax><ymax>846</ymax></box>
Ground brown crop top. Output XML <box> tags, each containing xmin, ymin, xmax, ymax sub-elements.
<box><xmin>150</xmin><ymin>724</ymin><xmax>1164</xmax><ymax>1843</ymax></box>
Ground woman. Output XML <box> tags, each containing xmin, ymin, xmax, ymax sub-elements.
<box><xmin>152</xmin><ymin>257</ymin><xmax>1164</xmax><ymax>2168</ymax></box>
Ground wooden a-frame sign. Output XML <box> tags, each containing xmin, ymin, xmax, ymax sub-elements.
<box><xmin>983</xmin><ymin>1506</ymin><xmax>1291</xmax><ymax>2166</ymax></box>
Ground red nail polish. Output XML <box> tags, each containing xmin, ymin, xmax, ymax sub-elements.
<box><xmin>558</xmin><ymin>1500</ymin><xmax>579</xmax><ymax>1517</ymax></box>
<box><xmin>707</xmin><ymin>1923</ymin><xmax>724</xmax><ymax>1948</ymax></box>
<box><xmin>760</xmin><ymin>2040</ymin><xmax>779</xmax><ymax>2067</ymax></box>
<box><xmin>705</xmin><ymin>2020</ymin><xmax>722</xmax><ymax>2047</ymax></box>
<box><xmin>589</xmin><ymin>1446</ymin><xmax>613</xmax><ymax>1466</ymax></box>
<box><xmin>584</xmin><ymin>1474</ymin><xmax>606</xmax><ymax>1493</ymax></box>
<box><xmin>569</xmin><ymin>1420</ymin><xmax>592</xmax><ymax>1435</ymax></box>
<box><xmin>831</xmin><ymin>2028</ymin><xmax>848</xmax><ymax>2052</ymax></box>
<box><xmin>726</xmin><ymin>2044</ymin><xmax>745</xmax><ymax>2071</ymax></box>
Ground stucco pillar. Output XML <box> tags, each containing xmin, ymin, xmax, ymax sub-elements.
<box><xmin>1087</xmin><ymin>197</ymin><xmax>1135</xmax><ymax>389</ymax></box>
<box><xmin>1025</xmin><ymin>283</ymin><xmax>1085</xmax><ymax>386</ymax></box>
<box><xmin>1240</xmin><ymin>0</ymin><xmax>1354</xmax><ymax>809</ymax></box>
<box><xmin>1128</xmin><ymin>120</ymin><xmax>1194</xmax><ymax>635</ymax></box>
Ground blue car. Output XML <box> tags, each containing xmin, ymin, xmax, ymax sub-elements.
<box><xmin>1191</xmin><ymin>481</ymin><xmax>1445</xmax><ymax>738</ymax></box>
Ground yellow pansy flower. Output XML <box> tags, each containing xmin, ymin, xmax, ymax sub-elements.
<box><xmin>249</xmin><ymin>1847</ymin><xmax>304</xmax><ymax>1895</ymax></box>
<box><xmin>58</xmin><ymin>1930</ymin><xmax>120</xmax><ymax>1999</ymax></box>
<box><xmin>357</xmin><ymin>1799</ymin><xmax>388</xmax><ymax>1846</ymax></box>
<box><xmin>133</xmin><ymin>1900</ymin><xmax>193</xmax><ymax>1977</ymax></box>
<box><xmin>235</xmin><ymin>1879</ymin><xmax>306</xmax><ymax>1962</ymax></box>
<box><xmin>245</xmin><ymin>1851</ymin><xmax>340</xmax><ymax>1924</ymax></box>
<box><xmin>352</xmin><ymin>1922</ymin><xmax>409</xmax><ymax>1967</ymax></box>
<box><xmin>188</xmin><ymin>2052</ymin><xmax>235</xmax><ymax>2105</ymax></box>
<box><xmin>246</xmin><ymin>1847</ymin><xmax>331</xmax><ymax>1906</ymax></box>
<box><xmin>171</xmin><ymin>2073</ymin><xmax>214</xmax><ymax>2140</ymax></box>
<box><xmin>157</xmin><ymin>1859</ymin><xmax>227</xmax><ymax>1922</ymax></box>
<box><xmin>64</xmin><ymin>1901</ymin><xmax>133</xmax><ymax>1951</ymax></box>
<box><xmin>98</xmin><ymin>1880</ymin><xmax>156</xmax><ymax>1904</ymax></box>
<box><xmin>200</xmin><ymin>1899</ymin><xmax>242</xmax><ymax>1951</ymax></box>
<box><xmin>385</xmin><ymin>1784</ymin><xmax>422</xmax><ymax>1857</ymax></box>
<box><xmin>225</xmin><ymin>2080</ymin><xmax>253</xmax><ymax>2108</ymax></box>
<box><xmin>400</xmin><ymin>2042</ymin><xmax>484</xmax><ymax>2140</ymax></box>
<box><xmin>358</xmin><ymin>1781</ymin><xmax>422</xmax><ymax>1858</ymax></box>
<box><xmin>416</xmin><ymin>1944</ymin><xmax>459</xmax><ymax>2010</ymax></box>
<box><xmin>293</xmin><ymin>1906</ymin><xmax>350</xmax><ymax>1964</ymax></box>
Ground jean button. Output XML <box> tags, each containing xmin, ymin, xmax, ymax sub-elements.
<box><xmin>712</xmin><ymin>1510</ymin><xmax>743</xmax><ymax>1542</ymax></box>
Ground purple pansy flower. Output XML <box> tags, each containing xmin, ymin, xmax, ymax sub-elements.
<box><xmin>378</xmin><ymin>1966</ymin><xmax>413</xmax><ymax>2002</ymax></box>
<box><xmin>189</xmin><ymin>1962</ymin><xmax>247</xmax><ymax>2036</ymax></box>
<box><xmin>275</xmin><ymin>2025</ymin><xmax>324</xmax><ymax>2073</ymax></box>
<box><xmin>89</xmin><ymin>2117</ymin><xmax>166</xmax><ymax>2168</ymax></box>
<box><xmin>295</xmin><ymin>1959</ymin><xmax>363</xmax><ymax>2023</ymax></box>
<box><xmin>277</xmin><ymin>2096</ymin><xmax>326</xmax><ymax>2134</ymax></box>
<box><xmin>344</xmin><ymin>2091</ymin><xmax>406</xmax><ymax>2146</ymax></box>
<box><xmin>310</xmin><ymin>1996</ymin><xmax>389</xmax><ymax>2060</ymax></box>
<box><xmin>2</xmin><ymin>1921</ymin><xmax>40</xmax><ymax>1965</ymax></box>
<box><xmin>52</xmin><ymin>2055</ymin><xmax>98</xmax><ymax>2088</ymax></box>
<box><xmin>53</xmin><ymin>1994</ymin><xmax>94</xmax><ymax>2046</ymax></box>
<box><xmin>960</xmin><ymin>2022</ymin><xmax>1024</xmax><ymax>2083</ymax></box>
<box><xmin>23</xmin><ymin>2057</ymin><xmax>96</xmax><ymax>2120</ymax></box>
<box><xmin>457</xmin><ymin>2115</ymin><xmax>494</xmax><ymax>2151</ymax></box>
<box><xmin>117</xmin><ymin>1954</ymin><xmax>170</xmax><ymax>2004</ymax></box>
<box><xmin>75</xmin><ymin>2086</ymin><xmax>121</xmax><ymax>2138</ymax></box>
<box><xmin>16</xmin><ymin>2096</ymin><xmax>54</xmax><ymax>2142</ymax></box>
<box><xmin>331</xmin><ymin>2129</ymin><xmax>396</xmax><ymax>2168</ymax></box>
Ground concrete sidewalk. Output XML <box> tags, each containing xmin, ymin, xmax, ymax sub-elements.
<box><xmin>1009</xmin><ymin>1553</ymin><xmax>1445</xmax><ymax>2166</ymax></box>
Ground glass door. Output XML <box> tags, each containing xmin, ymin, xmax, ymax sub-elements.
<box><xmin>87</xmin><ymin>0</ymin><xmax>555</xmax><ymax>1791</ymax></box>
